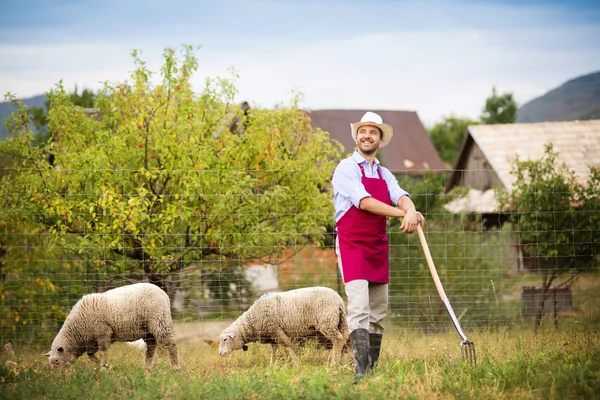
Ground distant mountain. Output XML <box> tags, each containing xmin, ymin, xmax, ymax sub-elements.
<box><xmin>0</xmin><ymin>94</ymin><xmax>47</xmax><ymax>140</ymax></box>
<box><xmin>517</xmin><ymin>71</ymin><xmax>600</xmax><ymax>123</ymax></box>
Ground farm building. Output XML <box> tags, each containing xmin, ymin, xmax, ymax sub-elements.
<box><xmin>444</xmin><ymin>119</ymin><xmax>600</xmax><ymax>270</ymax></box>
<box><xmin>444</xmin><ymin>119</ymin><xmax>600</xmax><ymax>214</ymax></box>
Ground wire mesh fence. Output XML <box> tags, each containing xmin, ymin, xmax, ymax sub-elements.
<box><xmin>1</xmin><ymin>166</ymin><xmax>599</xmax><ymax>355</ymax></box>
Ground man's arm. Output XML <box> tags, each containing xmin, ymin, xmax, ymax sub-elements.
<box><xmin>358</xmin><ymin>197</ymin><xmax>405</xmax><ymax>218</ymax></box>
<box><xmin>397</xmin><ymin>195</ymin><xmax>422</xmax><ymax>233</ymax></box>
<box><xmin>358</xmin><ymin>195</ymin><xmax>424</xmax><ymax>233</ymax></box>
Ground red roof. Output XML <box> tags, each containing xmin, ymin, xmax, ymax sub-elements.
<box><xmin>308</xmin><ymin>109</ymin><xmax>447</xmax><ymax>176</ymax></box>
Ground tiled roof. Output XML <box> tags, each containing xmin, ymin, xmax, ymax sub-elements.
<box><xmin>465</xmin><ymin>120</ymin><xmax>600</xmax><ymax>192</ymax></box>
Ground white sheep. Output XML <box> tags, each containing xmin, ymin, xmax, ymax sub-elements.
<box><xmin>45</xmin><ymin>282</ymin><xmax>179</xmax><ymax>370</ymax></box>
<box><xmin>219</xmin><ymin>286</ymin><xmax>348</xmax><ymax>366</ymax></box>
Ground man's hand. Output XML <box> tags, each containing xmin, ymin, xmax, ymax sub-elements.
<box><xmin>400</xmin><ymin>210</ymin><xmax>425</xmax><ymax>234</ymax></box>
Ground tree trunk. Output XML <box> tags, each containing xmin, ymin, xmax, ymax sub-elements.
<box><xmin>142</xmin><ymin>259</ymin><xmax>174</xmax><ymax>303</ymax></box>
<box><xmin>534</xmin><ymin>291</ymin><xmax>548</xmax><ymax>333</ymax></box>
<box><xmin>534</xmin><ymin>269</ymin><xmax>557</xmax><ymax>333</ymax></box>
<box><xmin>0</xmin><ymin>245</ymin><xmax>6</xmax><ymax>282</ymax></box>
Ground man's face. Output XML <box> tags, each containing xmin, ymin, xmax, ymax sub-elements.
<box><xmin>356</xmin><ymin>125</ymin><xmax>382</xmax><ymax>155</ymax></box>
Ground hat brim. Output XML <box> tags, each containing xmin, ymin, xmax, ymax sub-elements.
<box><xmin>350</xmin><ymin>121</ymin><xmax>394</xmax><ymax>148</ymax></box>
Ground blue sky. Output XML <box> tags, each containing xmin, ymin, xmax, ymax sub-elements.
<box><xmin>1</xmin><ymin>0</ymin><xmax>599</xmax><ymax>125</ymax></box>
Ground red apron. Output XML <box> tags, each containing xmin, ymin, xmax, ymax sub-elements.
<box><xmin>337</xmin><ymin>164</ymin><xmax>391</xmax><ymax>284</ymax></box>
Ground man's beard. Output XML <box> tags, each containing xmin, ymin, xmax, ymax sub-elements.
<box><xmin>358</xmin><ymin>143</ymin><xmax>378</xmax><ymax>155</ymax></box>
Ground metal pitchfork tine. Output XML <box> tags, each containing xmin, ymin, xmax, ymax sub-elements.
<box><xmin>415</xmin><ymin>223</ymin><xmax>477</xmax><ymax>366</ymax></box>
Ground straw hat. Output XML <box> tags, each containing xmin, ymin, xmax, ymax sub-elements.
<box><xmin>350</xmin><ymin>111</ymin><xmax>393</xmax><ymax>148</ymax></box>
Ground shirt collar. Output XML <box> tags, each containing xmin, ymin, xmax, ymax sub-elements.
<box><xmin>352</xmin><ymin>150</ymin><xmax>380</xmax><ymax>166</ymax></box>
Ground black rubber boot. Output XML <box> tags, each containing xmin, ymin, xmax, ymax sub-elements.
<box><xmin>368</xmin><ymin>333</ymin><xmax>383</xmax><ymax>370</ymax></box>
<box><xmin>350</xmin><ymin>328</ymin><xmax>371</xmax><ymax>384</ymax></box>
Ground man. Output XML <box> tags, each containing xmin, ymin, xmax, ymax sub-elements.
<box><xmin>332</xmin><ymin>111</ymin><xmax>424</xmax><ymax>383</ymax></box>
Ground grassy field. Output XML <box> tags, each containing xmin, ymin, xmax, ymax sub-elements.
<box><xmin>1</xmin><ymin>322</ymin><xmax>599</xmax><ymax>400</ymax></box>
<box><xmin>1</xmin><ymin>273</ymin><xmax>598</xmax><ymax>399</ymax></box>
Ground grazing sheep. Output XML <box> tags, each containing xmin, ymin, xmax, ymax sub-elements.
<box><xmin>45</xmin><ymin>283</ymin><xmax>179</xmax><ymax>370</ymax></box>
<box><xmin>219</xmin><ymin>286</ymin><xmax>348</xmax><ymax>366</ymax></box>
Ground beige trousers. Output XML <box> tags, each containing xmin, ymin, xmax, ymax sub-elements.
<box><xmin>336</xmin><ymin>236</ymin><xmax>389</xmax><ymax>334</ymax></box>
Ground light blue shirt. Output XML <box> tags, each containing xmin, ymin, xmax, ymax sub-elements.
<box><xmin>332</xmin><ymin>151</ymin><xmax>409</xmax><ymax>222</ymax></box>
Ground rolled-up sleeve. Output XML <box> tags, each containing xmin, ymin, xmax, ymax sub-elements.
<box><xmin>332</xmin><ymin>159</ymin><xmax>373</xmax><ymax>222</ymax></box>
<box><xmin>380</xmin><ymin>167</ymin><xmax>409</xmax><ymax>205</ymax></box>
<box><xmin>332</xmin><ymin>160</ymin><xmax>371</xmax><ymax>208</ymax></box>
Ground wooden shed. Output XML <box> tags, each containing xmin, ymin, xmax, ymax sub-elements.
<box><xmin>444</xmin><ymin>119</ymin><xmax>600</xmax><ymax>269</ymax></box>
<box><xmin>445</xmin><ymin>119</ymin><xmax>600</xmax><ymax>211</ymax></box>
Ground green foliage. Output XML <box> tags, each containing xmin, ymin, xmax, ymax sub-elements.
<box><xmin>480</xmin><ymin>87</ymin><xmax>517</xmax><ymax>124</ymax></box>
<box><xmin>0</xmin><ymin>220</ymin><xmax>102</xmax><ymax>343</ymax></box>
<box><xmin>0</xmin><ymin>45</ymin><xmax>344</xmax><ymax>335</ymax></box>
<box><xmin>396</xmin><ymin>170</ymin><xmax>449</xmax><ymax>216</ymax></box>
<box><xmin>28</xmin><ymin>86</ymin><xmax>96</xmax><ymax>124</ymax></box>
<box><xmin>0</xmin><ymin>46</ymin><xmax>343</xmax><ymax>276</ymax></box>
<box><xmin>497</xmin><ymin>143</ymin><xmax>600</xmax><ymax>330</ymax></box>
<box><xmin>429</xmin><ymin>116</ymin><xmax>478</xmax><ymax>165</ymax></box>
<box><xmin>497</xmin><ymin>143</ymin><xmax>600</xmax><ymax>273</ymax></box>
<box><xmin>26</xmin><ymin>87</ymin><xmax>96</xmax><ymax>148</ymax></box>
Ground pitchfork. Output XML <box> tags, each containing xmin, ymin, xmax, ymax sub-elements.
<box><xmin>415</xmin><ymin>223</ymin><xmax>476</xmax><ymax>365</ymax></box>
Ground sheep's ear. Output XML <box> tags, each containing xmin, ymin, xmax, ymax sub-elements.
<box><xmin>242</xmin><ymin>345</ymin><xmax>248</xmax><ymax>352</ymax></box>
<box><xmin>44</xmin><ymin>351</ymin><xmax>51</xmax><ymax>357</ymax></box>
<box><xmin>227</xmin><ymin>332</ymin><xmax>235</xmax><ymax>339</ymax></box>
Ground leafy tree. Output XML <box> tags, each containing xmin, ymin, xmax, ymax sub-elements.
<box><xmin>497</xmin><ymin>144</ymin><xmax>600</xmax><ymax>331</ymax></box>
<box><xmin>429</xmin><ymin>116</ymin><xmax>478</xmax><ymax>166</ymax></box>
<box><xmin>28</xmin><ymin>86</ymin><xmax>96</xmax><ymax>148</ymax></box>
<box><xmin>0</xmin><ymin>46</ymin><xmax>344</xmax><ymax>296</ymax></box>
<box><xmin>480</xmin><ymin>87</ymin><xmax>517</xmax><ymax>124</ymax></box>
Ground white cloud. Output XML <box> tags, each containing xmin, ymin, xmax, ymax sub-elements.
<box><xmin>1</xmin><ymin>2</ymin><xmax>599</xmax><ymax>125</ymax></box>
<box><xmin>194</xmin><ymin>25</ymin><xmax>600</xmax><ymax>125</ymax></box>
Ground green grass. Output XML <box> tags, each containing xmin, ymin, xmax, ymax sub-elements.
<box><xmin>2</xmin><ymin>325</ymin><xmax>599</xmax><ymax>400</ymax></box>
<box><xmin>2</xmin><ymin>272</ymin><xmax>598</xmax><ymax>399</ymax></box>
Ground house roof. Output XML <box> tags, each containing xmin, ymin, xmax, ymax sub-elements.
<box><xmin>308</xmin><ymin>109</ymin><xmax>447</xmax><ymax>176</ymax></box>
<box><xmin>448</xmin><ymin>119</ymin><xmax>600</xmax><ymax>193</ymax></box>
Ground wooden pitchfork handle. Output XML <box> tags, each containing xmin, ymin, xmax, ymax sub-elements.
<box><xmin>398</xmin><ymin>211</ymin><xmax>476</xmax><ymax>364</ymax></box>
<box><xmin>415</xmin><ymin>224</ymin><xmax>470</xmax><ymax>343</ymax></box>
<box><xmin>415</xmin><ymin>223</ymin><xmax>477</xmax><ymax>365</ymax></box>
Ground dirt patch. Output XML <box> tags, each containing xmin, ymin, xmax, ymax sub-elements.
<box><xmin>173</xmin><ymin>320</ymin><xmax>234</xmax><ymax>345</ymax></box>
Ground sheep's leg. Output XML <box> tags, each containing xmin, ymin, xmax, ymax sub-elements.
<box><xmin>144</xmin><ymin>335</ymin><xmax>157</xmax><ymax>369</ymax></box>
<box><xmin>163</xmin><ymin>340</ymin><xmax>179</xmax><ymax>369</ymax></box>
<box><xmin>87</xmin><ymin>353</ymin><xmax>101</xmax><ymax>364</ymax></box>
<box><xmin>149</xmin><ymin>318</ymin><xmax>180</xmax><ymax>369</ymax></box>
<box><xmin>319</xmin><ymin>329</ymin><xmax>344</xmax><ymax>366</ymax></box>
<box><xmin>273</xmin><ymin>330</ymin><xmax>298</xmax><ymax>364</ymax></box>
<box><xmin>270</xmin><ymin>344</ymin><xmax>278</xmax><ymax>365</ymax></box>
<box><xmin>154</xmin><ymin>333</ymin><xmax>179</xmax><ymax>369</ymax></box>
<box><xmin>97</xmin><ymin>336</ymin><xmax>111</xmax><ymax>368</ymax></box>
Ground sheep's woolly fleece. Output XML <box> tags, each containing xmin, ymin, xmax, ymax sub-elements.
<box><xmin>46</xmin><ymin>282</ymin><xmax>179</xmax><ymax>369</ymax></box>
<box><xmin>219</xmin><ymin>286</ymin><xmax>349</xmax><ymax>365</ymax></box>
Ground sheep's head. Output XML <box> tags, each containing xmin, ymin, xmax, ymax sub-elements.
<box><xmin>219</xmin><ymin>328</ymin><xmax>247</xmax><ymax>356</ymax></box>
<box><xmin>45</xmin><ymin>343</ymin><xmax>78</xmax><ymax>368</ymax></box>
